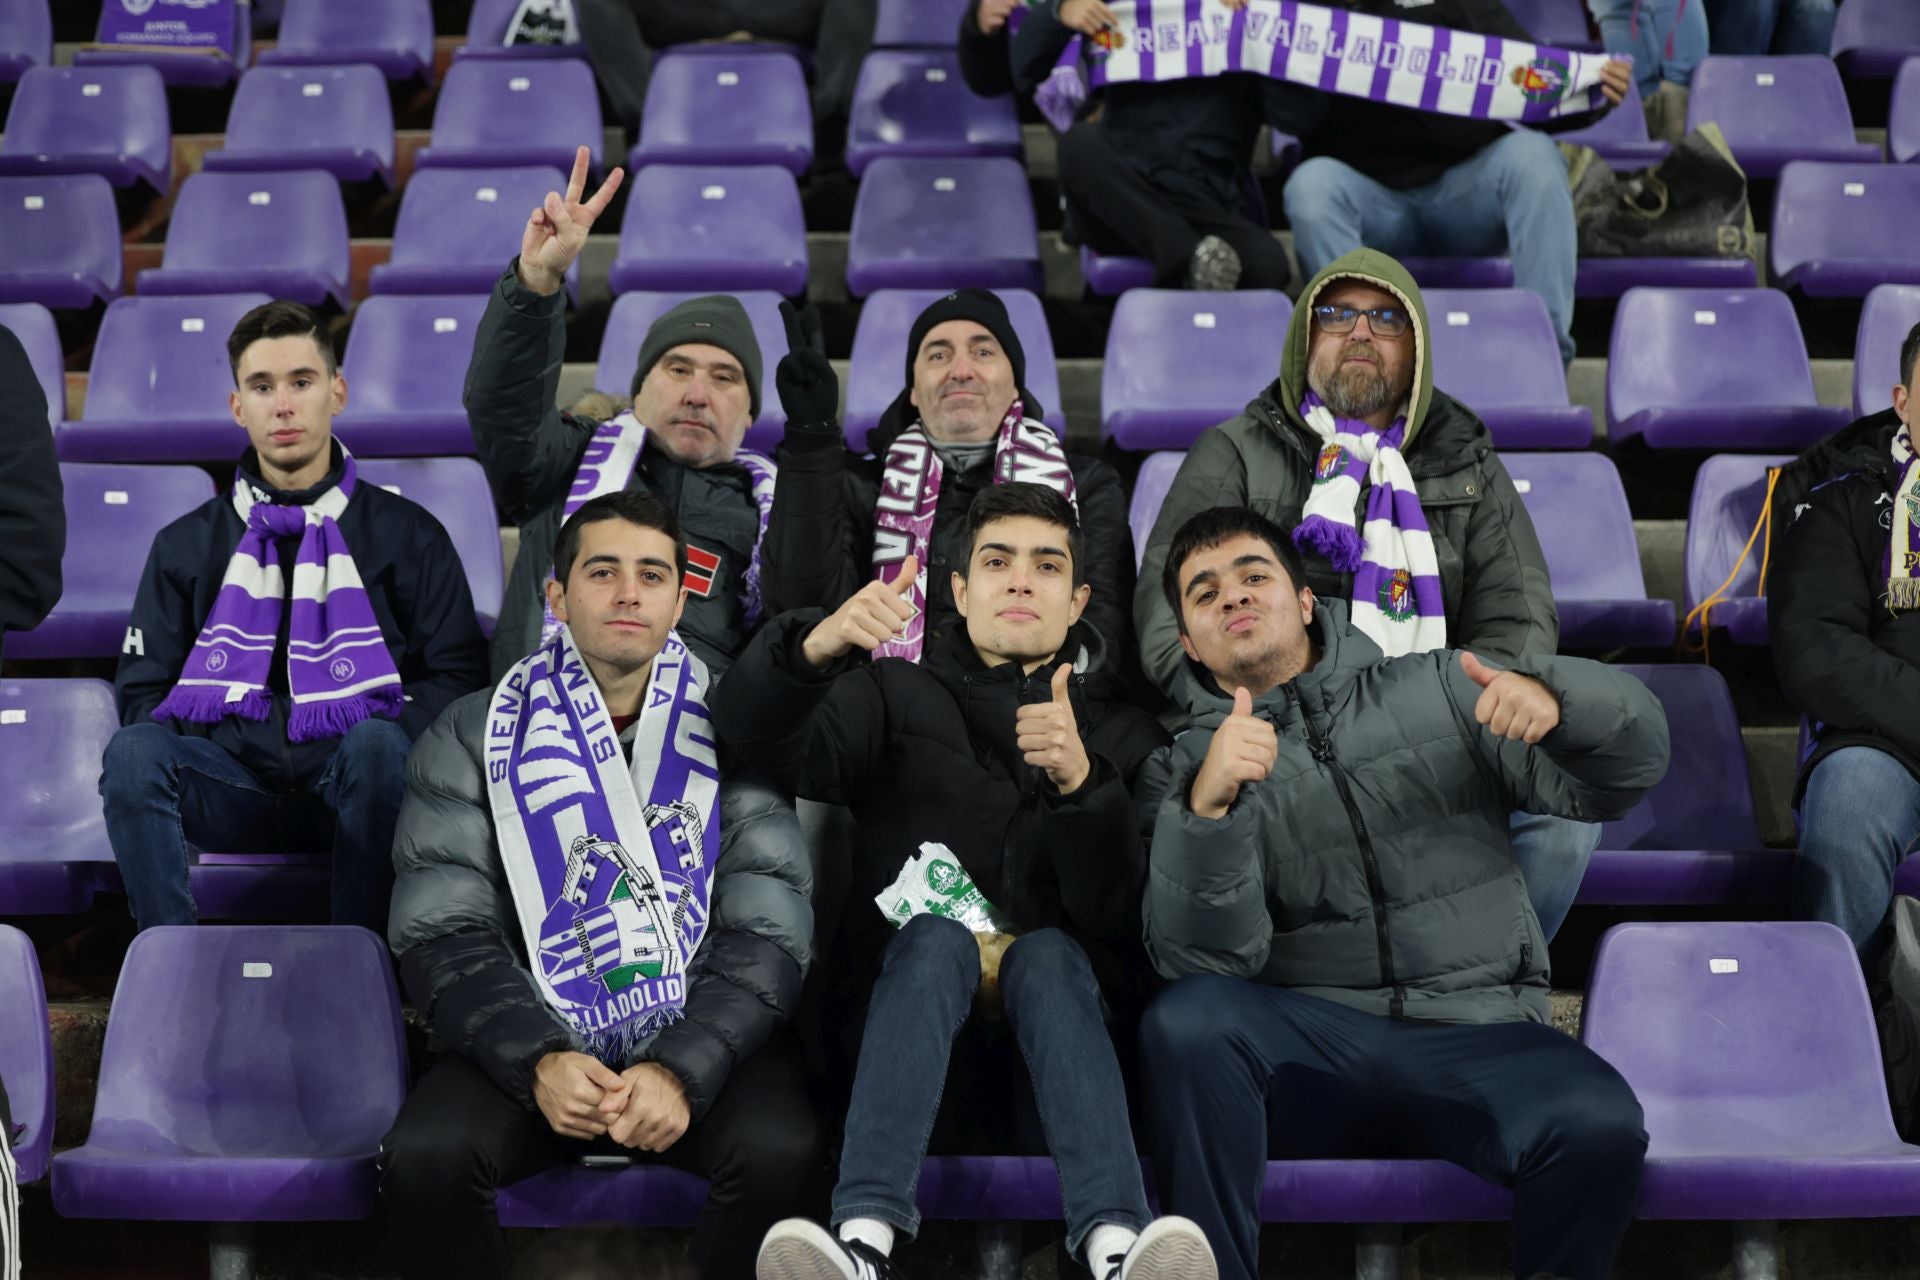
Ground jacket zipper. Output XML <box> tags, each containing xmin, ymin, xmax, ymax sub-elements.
<box><xmin>1293</xmin><ymin>687</ymin><xmax>1406</xmax><ymax>1019</ymax></box>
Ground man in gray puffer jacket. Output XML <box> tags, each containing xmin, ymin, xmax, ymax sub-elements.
<box><xmin>1138</xmin><ymin>507</ymin><xmax>1669</xmax><ymax>1280</ymax></box>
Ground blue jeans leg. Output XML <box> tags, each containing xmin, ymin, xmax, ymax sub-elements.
<box><xmin>1588</xmin><ymin>0</ymin><xmax>1707</xmax><ymax>92</ymax></box>
<box><xmin>1281</xmin><ymin>156</ymin><xmax>1426</xmax><ymax>282</ymax></box>
<box><xmin>1772</xmin><ymin>0</ymin><xmax>1836</xmax><ymax>54</ymax></box>
<box><xmin>1509</xmin><ymin>810</ymin><xmax>1601</xmax><ymax>943</ymax></box>
<box><xmin>1793</xmin><ymin>746</ymin><xmax>1920</xmax><ymax>966</ymax></box>
<box><xmin>314</xmin><ymin>716</ymin><xmax>413</xmax><ymax>933</ymax></box>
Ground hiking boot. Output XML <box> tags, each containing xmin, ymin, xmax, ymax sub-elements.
<box><xmin>1187</xmin><ymin>235</ymin><xmax>1242</xmax><ymax>291</ymax></box>
<box><xmin>758</xmin><ymin>1218</ymin><xmax>901</xmax><ymax>1280</ymax></box>
<box><xmin>1642</xmin><ymin>81</ymin><xmax>1689</xmax><ymax>145</ymax></box>
<box><xmin>1099</xmin><ymin>1216</ymin><xmax>1218</xmax><ymax>1280</ymax></box>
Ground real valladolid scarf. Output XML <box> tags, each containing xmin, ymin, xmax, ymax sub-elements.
<box><xmin>1886</xmin><ymin>427</ymin><xmax>1920</xmax><ymax>612</ymax></box>
<box><xmin>871</xmin><ymin>398</ymin><xmax>1077</xmax><ymax>662</ymax></box>
<box><xmin>542</xmin><ymin>412</ymin><xmax>777</xmax><ymax>644</ymax></box>
<box><xmin>1029</xmin><ymin>0</ymin><xmax>1613</xmax><ymax>132</ymax></box>
<box><xmin>487</xmin><ymin>625</ymin><xmax>721</xmax><ymax>1062</ymax></box>
<box><xmin>152</xmin><ymin>452</ymin><xmax>404</xmax><ymax>743</ymax></box>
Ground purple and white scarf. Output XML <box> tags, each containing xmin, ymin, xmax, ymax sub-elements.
<box><xmin>1031</xmin><ymin>0</ymin><xmax>1613</xmax><ymax>133</ymax></box>
<box><xmin>152</xmin><ymin>453</ymin><xmax>404</xmax><ymax>743</ymax></box>
<box><xmin>487</xmin><ymin>624</ymin><xmax>720</xmax><ymax>1062</ymax></box>
<box><xmin>871</xmin><ymin>399</ymin><xmax>1077</xmax><ymax>663</ymax></box>
<box><xmin>1294</xmin><ymin>391</ymin><xmax>1447</xmax><ymax>656</ymax></box>
<box><xmin>543</xmin><ymin>411</ymin><xmax>778</xmax><ymax>645</ymax></box>
<box><xmin>1885</xmin><ymin>426</ymin><xmax>1920</xmax><ymax>612</ymax></box>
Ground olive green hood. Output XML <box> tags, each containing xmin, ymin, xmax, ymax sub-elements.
<box><xmin>1277</xmin><ymin>249</ymin><xmax>1436</xmax><ymax>447</ymax></box>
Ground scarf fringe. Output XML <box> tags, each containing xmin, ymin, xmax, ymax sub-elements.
<box><xmin>1294</xmin><ymin>515</ymin><xmax>1367</xmax><ymax>573</ymax></box>
<box><xmin>585</xmin><ymin>1005</ymin><xmax>684</xmax><ymax>1065</ymax></box>
<box><xmin>152</xmin><ymin>684</ymin><xmax>271</xmax><ymax>727</ymax></box>
<box><xmin>287</xmin><ymin>691</ymin><xmax>402</xmax><ymax>745</ymax></box>
<box><xmin>1887</xmin><ymin>578</ymin><xmax>1920</xmax><ymax>614</ymax></box>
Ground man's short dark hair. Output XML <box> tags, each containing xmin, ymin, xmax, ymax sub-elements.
<box><xmin>227</xmin><ymin>300</ymin><xmax>335</xmax><ymax>382</ymax></box>
<box><xmin>1901</xmin><ymin>321</ymin><xmax>1920</xmax><ymax>392</ymax></box>
<box><xmin>1162</xmin><ymin>506</ymin><xmax>1308</xmax><ymax>634</ymax></box>
<box><xmin>959</xmin><ymin>482</ymin><xmax>1086</xmax><ymax>587</ymax></box>
<box><xmin>552</xmin><ymin>490</ymin><xmax>687</xmax><ymax>586</ymax></box>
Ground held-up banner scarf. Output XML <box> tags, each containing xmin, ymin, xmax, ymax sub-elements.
<box><xmin>543</xmin><ymin>412</ymin><xmax>778</xmax><ymax>645</ymax></box>
<box><xmin>1886</xmin><ymin>427</ymin><xmax>1920</xmax><ymax>612</ymax></box>
<box><xmin>1029</xmin><ymin>0</ymin><xmax>1613</xmax><ymax>132</ymax></box>
<box><xmin>487</xmin><ymin>625</ymin><xmax>721</xmax><ymax>1062</ymax></box>
<box><xmin>870</xmin><ymin>399</ymin><xmax>1078</xmax><ymax>663</ymax></box>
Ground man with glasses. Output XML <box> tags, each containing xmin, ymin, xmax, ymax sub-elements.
<box><xmin>1133</xmin><ymin>249</ymin><xmax>1593</xmax><ymax>945</ymax></box>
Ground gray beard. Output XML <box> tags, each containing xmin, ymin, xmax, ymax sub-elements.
<box><xmin>1312</xmin><ymin>362</ymin><xmax>1395</xmax><ymax>420</ymax></box>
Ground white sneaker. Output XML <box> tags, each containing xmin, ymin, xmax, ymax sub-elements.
<box><xmin>1101</xmin><ymin>1216</ymin><xmax>1217</xmax><ymax>1280</ymax></box>
<box><xmin>758</xmin><ymin>1218</ymin><xmax>900</xmax><ymax>1280</ymax></box>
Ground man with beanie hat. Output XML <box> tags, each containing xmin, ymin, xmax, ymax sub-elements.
<box><xmin>466</xmin><ymin>148</ymin><xmax>784</xmax><ymax>678</ymax></box>
<box><xmin>758</xmin><ymin>288</ymin><xmax>1138</xmax><ymax>669</ymax></box>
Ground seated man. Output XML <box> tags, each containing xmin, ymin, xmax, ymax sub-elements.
<box><xmin>103</xmin><ymin>301</ymin><xmax>487</xmax><ymax>933</ymax></box>
<box><xmin>1138</xmin><ymin>506</ymin><xmax>1668</xmax><ymax>1280</ymax></box>
<box><xmin>1134</xmin><ymin>249</ymin><xmax>1595</xmax><ymax>941</ymax></box>
<box><xmin>469</xmin><ymin>148</ymin><xmax>786</xmax><ymax>678</ymax></box>
<box><xmin>1771</xmin><ymin>321</ymin><xmax>1920</xmax><ymax>970</ymax></box>
<box><xmin>380</xmin><ymin>491</ymin><xmax>816</xmax><ymax>1280</ymax></box>
<box><xmin>760</xmin><ymin>289</ymin><xmax>1137</xmax><ymax>671</ymax></box>
<box><xmin>711</xmin><ymin>484</ymin><xmax>1209</xmax><ymax>1280</ymax></box>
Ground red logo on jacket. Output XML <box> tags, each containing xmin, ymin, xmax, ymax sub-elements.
<box><xmin>684</xmin><ymin>543</ymin><xmax>721</xmax><ymax>597</ymax></box>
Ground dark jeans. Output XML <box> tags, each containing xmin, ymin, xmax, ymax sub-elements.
<box><xmin>832</xmin><ymin>916</ymin><xmax>1151</xmax><ymax>1258</ymax></box>
<box><xmin>1140</xmin><ymin>977</ymin><xmax>1646</xmax><ymax>1280</ymax></box>
<box><xmin>379</xmin><ymin>1039</ymin><xmax>819</xmax><ymax>1280</ymax></box>
<box><xmin>98</xmin><ymin>718</ymin><xmax>410</xmax><ymax>933</ymax></box>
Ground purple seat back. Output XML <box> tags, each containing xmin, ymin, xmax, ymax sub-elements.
<box><xmin>332</xmin><ymin>293</ymin><xmax>489</xmax><ymax>457</ymax></box>
<box><xmin>844</xmin><ymin>288</ymin><xmax>1061</xmax><ymax>451</ymax></box>
<box><xmin>462</xmin><ymin>0</ymin><xmax>584</xmax><ymax>58</ymax></box>
<box><xmin>1685</xmin><ymin>57</ymin><xmax>1877</xmax><ymax>178</ymax></box>
<box><xmin>595</xmin><ymin>290</ymin><xmax>790</xmax><ymax>453</ymax></box>
<box><xmin>261</xmin><ymin>0</ymin><xmax>434</xmax><ymax>81</ymax></box>
<box><xmin>1894</xmin><ymin>60</ymin><xmax>1920</xmax><ymax>164</ymax></box>
<box><xmin>1683</xmin><ymin>452</ymin><xmax>1792</xmax><ymax>644</ymax></box>
<box><xmin>634</xmin><ymin>52</ymin><xmax>812</xmax><ymax>175</ymax></box>
<box><xmin>0</xmin><ymin>65</ymin><xmax>170</xmax><ymax>190</ymax></box>
<box><xmin>419</xmin><ymin>57</ymin><xmax>601</xmax><ymax>174</ymax></box>
<box><xmin>1574</xmin><ymin>255</ymin><xmax>1758</xmax><ymax>299</ymax></box>
<box><xmin>1101</xmin><ymin>289</ymin><xmax>1290</xmax><ymax>450</ymax></box>
<box><xmin>874</xmin><ymin>0</ymin><xmax>969</xmax><ymax>46</ymax></box>
<box><xmin>1772</xmin><ymin>161</ymin><xmax>1920</xmax><ymax>298</ymax></box>
<box><xmin>1079</xmin><ymin>246</ymin><xmax>1157</xmax><ymax>298</ymax></box>
<box><xmin>142</xmin><ymin>170</ymin><xmax>349</xmax><ymax>309</ymax></box>
<box><xmin>0</xmin><ymin>926</ymin><xmax>52</xmax><ymax>1182</ymax></box>
<box><xmin>77</xmin><ymin>2</ymin><xmax>248</xmax><ymax>87</ymax></box>
<box><xmin>847</xmin><ymin>157</ymin><xmax>1042</xmax><ymax>297</ymax></box>
<box><xmin>1555</xmin><ymin>78</ymin><xmax>1667</xmax><ymax>167</ymax></box>
<box><xmin>1600</xmin><ymin>665</ymin><xmax>1762</xmax><ymax>852</ymax></box>
<box><xmin>610</xmin><ymin>165</ymin><xmax>808</xmax><ymax>297</ymax></box>
<box><xmin>207</xmin><ymin>66</ymin><xmax>396</xmax><ymax>186</ymax></box>
<box><xmin>1504</xmin><ymin>453</ymin><xmax>1675</xmax><ymax>647</ymax></box>
<box><xmin>0</xmin><ymin>680</ymin><xmax>118</xmax><ymax>918</ymax></box>
<box><xmin>356</xmin><ymin>458</ymin><xmax>504</xmax><ymax>634</ymax></box>
<box><xmin>0</xmin><ymin>173</ymin><xmax>122</xmax><ymax>308</ymax></box>
<box><xmin>373</xmin><ymin>166</ymin><xmax>575</xmax><ymax>298</ymax></box>
<box><xmin>1503</xmin><ymin>0</ymin><xmax>1595</xmax><ymax>47</ymax></box>
<box><xmin>1855</xmin><ymin>284</ymin><xmax>1920</xmax><ymax>418</ymax></box>
<box><xmin>1400</xmin><ymin>257</ymin><xmax>1515</xmax><ymax>289</ymax></box>
<box><xmin>0</xmin><ymin>301</ymin><xmax>65</xmax><ymax>428</ymax></box>
<box><xmin>1833</xmin><ymin>0</ymin><xmax>1920</xmax><ymax>79</ymax></box>
<box><xmin>1421</xmin><ymin>288</ymin><xmax>1590</xmax><ymax>448</ymax></box>
<box><xmin>1128</xmin><ymin>451</ymin><xmax>1185</xmax><ymax>571</ymax></box>
<box><xmin>0</xmin><ymin>0</ymin><xmax>50</xmax><ymax>81</ymax></box>
<box><xmin>846</xmin><ymin>50</ymin><xmax>1023</xmax><ymax>177</ymax></box>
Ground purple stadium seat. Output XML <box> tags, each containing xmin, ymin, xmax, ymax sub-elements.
<box><xmin>1421</xmin><ymin>289</ymin><xmax>1592</xmax><ymax>448</ymax></box>
<box><xmin>1894</xmin><ymin>60</ymin><xmax>1920</xmax><ymax>166</ymax></box>
<box><xmin>8</xmin><ymin>464</ymin><xmax>216</xmax><ymax>660</ymax></box>
<box><xmin>58</xmin><ymin>293</ymin><xmax>275</xmax><ymax>463</ymax></box>
<box><xmin>330</xmin><ymin>295</ymin><xmax>488</xmax><ymax>458</ymax></box>
<box><xmin>1855</xmin><ymin>285</ymin><xmax>1920</xmax><ymax>418</ymax></box>
<box><xmin>1400</xmin><ymin>258</ymin><xmax>1515</xmax><ymax>289</ymax></box>
<box><xmin>1584</xmin><ymin>921</ymin><xmax>1920</xmax><ymax>1220</ymax></box>
<box><xmin>0</xmin><ymin>174</ymin><xmax>122</xmax><ymax>309</ymax></box>
<box><xmin>202</xmin><ymin>66</ymin><xmax>396</xmax><ymax>188</ymax></box>
<box><xmin>874</xmin><ymin>0</ymin><xmax>969</xmax><ymax>46</ymax></box>
<box><xmin>609</xmin><ymin>165</ymin><xmax>809</xmax><ymax>297</ymax></box>
<box><xmin>1505</xmin><ymin>455</ymin><xmax>1677</xmax><ymax>649</ymax></box>
<box><xmin>844</xmin><ymin>288</ymin><xmax>1061</xmax><ymax>451</ymax></box>
<box><xmin>0</xmin><ymin>680</ymin><xmax>119</xmax><ymax>917</ymax></box>
<box><xmin>371</xmin><ymin>166</ymin><xmax>577</xmax><ymax>300</ymax></box>
<box><xmin>459</xmin><ymin>0</ymin><xmax>584</xmax><ymax>60</ymax></box>
<box><xmin>1896</xmin><ymin>853</ymin><xmax>1920</xmax><ymax>900</ymax></box>
<box><xmin>1505</xmin><ymin>0</ymin><xmax>1598</xmax><ymax>48</ymax></box>
<box><xmin>1101</xmin><ymin>289</ymin><xmax>1290</xmax><ymax>450</ymax></box>
<box><xmin>75</xmin><ymin>1</ymin><xmax>249</xmax><ymax>88</ymax></box>
<box><xmin>596</xmin><ymin>291</ymin><xmax>790</xmax><ymax>453</ymax></box>
<box><xmin>847</xmin><ymin>157</ymin><xmax>1043</xmax><ymax>297</ymax></box>
<box><xmin>416</xmin><ymin>58</ymin><xmax>601</xmax><ymax>176</ymax></box>
<box><xmin>0</xmin><ymin>926</ymin><xmax>52</xmax><ymax>1183</ymax></box>
<box><xmin>1833</xmin><ymin>0</ymin><xmax>1920</xmax><ymax>80</ymax></box>
<box><xmin>1128</xmin><ymin>451</ymin><xmax>1184</xmax><ymax>570</ymax></box>
<box><xmin>0</xmin><ymin>301</ymin><xmax>65</xmax><ymax>428</ymax></box>
<box><xmin>52</xmin><ymin>926</ymin><xmax>408</xmax><ymax>1226</ymax></box>
<box><xmin>258</xmin><ymin>0</ymin><xmax>435</xmax><ymax>82</ymax></box>
<box><xmin>1555</xmin><ymin>79</ymin><xmax>1668</xmax><ymax>168</ymax></box>
<box><xmin>632</xmin><ymin>52</ymin><xmax>812</xmax><ymax>175</ymax></box>
<box><xmin>1685</xmin><ymin>57</ymin><xmax>1879</xmax><ymax>179</ymax></box>
<box><xmin>846</xmin><ymin>51</ymin><xmax>1023</xmax><ymax>178</ymax></box>
<box><xmin>1573</xmin><ymin>256</ymin><xmax>1758</xmax><ymax>298</ymax></box>
<box><xmin>0</xmin><ymin>66</ymin><xmax>170</xmax><ymax>191</ymax></box>
<box><xmin>1684</xmin><ymin>452</ymin><xmax>1793</xmax><ymax>647</ymax></box>
<box><xmin>0</xmin><ymin>0</ymin><xmax>50</xmax><ymax>83</ymax></box>
<box><xmin>1772</xmin><ymin>161</ymin><xmax>1920</xmax><ymax>297</ymax></box>
<box><xmin>356</xmin><ymin>458</ymin><xmax>504</xmax><ymax>635</ymax></box>
<box><xmin>1079</xmin><ymin>246</ymin><xmax>1157</xmax><ymax>298</ymax></box>
<box><xmin>1606</xmin><ymin>288</ymin><xmax>1850</xmax><ymax>450</ymax></box>
<box><xmin>138</xmin><ymin>170</ymin><xmax>349</xmax><ymax>309</ymax></box>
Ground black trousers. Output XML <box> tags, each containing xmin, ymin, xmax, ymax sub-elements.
<box><xmin>1057</xmin><ymin>121</ymin><xmax>1291</xmax><ymax>290</ymax></box>
<box><xmin>378</xmin><ymin>1039</ymin><xmax>820</xmax><ymax>1280</ymax></box>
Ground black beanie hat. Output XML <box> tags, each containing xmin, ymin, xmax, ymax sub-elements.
<box><xmin>904</xmin><ymin>288</ymin><xmax>1027</xmax><ymax>391</ymax></box>
<box><xmin>631</xmin><ymin>294</ymin><xmax>763</xmax><ymax>421</ymax></box>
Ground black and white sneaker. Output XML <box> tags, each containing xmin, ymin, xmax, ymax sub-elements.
<box><xmin>758</xmin><ymin>1218</ymin><xmax>901</xmax><ymax>1280</ymax></box>
<box><xmin>1187</xmin><ymin>236</ymin><xmax>1243</xmax><ymax>291</ymax></box>
<box><xmin>1100</xmin><ymin>1216</ymin><xmax>1217</xmax><ymax>1280</ymax></box>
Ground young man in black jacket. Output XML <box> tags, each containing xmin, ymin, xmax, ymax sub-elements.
<box><xmin>0</xmin><ymin>321</ymin><xmax>63</xmax><ymax>662</ymax></box>
<box><xmin>714</xmin><ymin>484</ymin><xmax>1212</xmax><ymax>1280</ymax></box>
<box><xmin>100</xmin><ymin>302</ymin><xmax>488</xmax><ymax>934</ymax></box>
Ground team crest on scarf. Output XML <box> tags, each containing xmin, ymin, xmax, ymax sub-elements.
<box><xmin>1512</xmin><ymin>56</ymin><xmax>1570</xmax><ymax>104</ymax></box>
<box><xmin>1906</xmin><ymin>493</ymin><xmax>1920</xmax><ymax>530</ymax></box>
<box><xmin>1314</xmin><ymin>443</ymin><xmax>1350</xmax><ymax>484</ymax></box>
<box><xmin>1378</xmin><ymin>568</ymin><xmax>1415</xmax><ymax>622</ymax></box>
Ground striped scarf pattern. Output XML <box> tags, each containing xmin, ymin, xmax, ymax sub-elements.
<box><xmin>1886</xmin><ymin>427</ymin><xmax>1920</xmax><ymax>613</ymax></box>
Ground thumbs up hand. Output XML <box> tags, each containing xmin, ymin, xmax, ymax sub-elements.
<box><xmin>1016</xmin><ymin>662</ymin><xmax>1091</xmax><ymax>794</ymax></box>
<box><xmin>1189</xmin><ymin>686</ymin><xmax>1278</xmax><ymax>820</ymax></box>
<box><xmin>1459</xmin><ymin>652</ymin><xmax>1560</xmax><ymax>745</ymax></box>
<box><xmin>801</xmin><ymin>555</ymin><xmax>921</xmax><ymax>669</ymax></box>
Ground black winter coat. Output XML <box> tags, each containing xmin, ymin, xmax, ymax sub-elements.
<box><xmin>0</xmin><ymin>322</ymin><xmax>63</xmax><ymax>662</ymax></box>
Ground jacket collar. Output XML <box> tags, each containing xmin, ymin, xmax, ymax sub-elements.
<box><xmin>237</xmin><ymin>440</ymin><xmax>346</xmax><ymax>505</ymax></box>
<box><xmin>1172</xmin><ymin>599</ymin><xmax>1381</xmax><ymax>727</ymax></box>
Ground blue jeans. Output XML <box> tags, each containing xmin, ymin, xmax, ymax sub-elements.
<box><xmin>99</xmin><ymin>718</ymin><xmax>412</xmax><ymax>933</ymax></box>
<box><xmin>1140</xmin><ymin>977</ymin><xmax>1646</xmax><ymax>1280</ymax></box>
<box><xmin>1588</xmin><ymin>0</ymin><xmax>1708</xmax><ymax>92</ymax></box>
<box><xmin>1284</xmin><ymin>129</ymin><xmax>1578</xmax><ymax>363</ymax></box>
<box><xmin>1509</xmin><ymin>810</ymin><xmax>1601</xmax><ymax>943</ymax></box>
<box><xmin>1705</xmin><ymin>0</ymin><xmax>1836</xmax><ymax>55</ymax></box>
<box><xmin>831</xmin><ymin>916</ymin><xmax>1151</xmax><ymax>1257</ymax></box>
<box><xmin>1794</xmin><ymin>746</ymin><xmax>1920</xmax><ymax>968</ymax></box>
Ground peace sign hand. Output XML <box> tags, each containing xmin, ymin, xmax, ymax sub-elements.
<box><xmin>775</xmin><ymin>300</ymin><xmax>839</xmax><ymax>433</ymax></box>
<box><xmin>517</xmin><ymin>146</ymin><xmax>625</xmax><ymax>296</ymax></box>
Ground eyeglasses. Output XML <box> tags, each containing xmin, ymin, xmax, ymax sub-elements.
<box><xmin>1310</xmin><ymin>303</ymin><xmax>1411</xmax><ymax>338</ymax></box>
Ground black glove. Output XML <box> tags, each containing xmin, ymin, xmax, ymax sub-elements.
<box><xmin>775</xmin><ymin>301</ymin><xmax>840</xmax><ymax>441</ymax></box>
